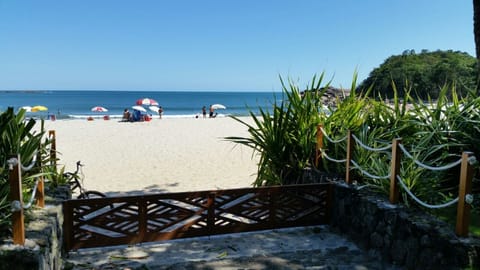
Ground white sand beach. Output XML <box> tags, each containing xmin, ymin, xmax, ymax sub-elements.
<box><xmin>40</xmin><ymin>117</ymin><xmax>259</xmax><ymax>195</ymax></box>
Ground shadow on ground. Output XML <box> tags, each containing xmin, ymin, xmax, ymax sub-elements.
<box><xmin>102</xmin><ymin>184</ymin><xmax>175</xmax><ymax>196</ymax></box>
<box><xmin>65</xmin><ymin>226</ymin><xmax>400</xmax><ymax>270</ymax></box>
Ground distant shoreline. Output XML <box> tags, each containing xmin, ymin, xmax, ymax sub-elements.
<box><xmin>0</xmin><ymin>90</ymin><xmax>49</xmax><ymax>93</ymax></box>
<box><xmin>1</xmin><ymin>90</ymin><xmax>277</xmax><ymax>120</ymax></box>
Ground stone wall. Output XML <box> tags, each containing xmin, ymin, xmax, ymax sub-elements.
<box><xmin>330</xmin><ymin>183</ymin><xmax>480</xmax><ymax>269</ymax></box>
<box><xmin>0</xmin><ymin>185</ymin><xmax>70</xmax><ymax>270</ymax></box>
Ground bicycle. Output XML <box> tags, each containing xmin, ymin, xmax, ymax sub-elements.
<box><xmin>64</xmin><ymin>161</ymin><xmax>107</xmax><ymax>199</ymax></box>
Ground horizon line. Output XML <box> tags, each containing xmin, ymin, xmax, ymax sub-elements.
<box><xmin>0</xmin><ymin>89</ymin><xmax>283</xmax><ymax>93</ymax></box>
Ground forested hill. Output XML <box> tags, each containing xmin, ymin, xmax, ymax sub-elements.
<box><xmin>356</xmin><ymin>50</ymin><xmax>477</xmax><ymax>100</ymax></box>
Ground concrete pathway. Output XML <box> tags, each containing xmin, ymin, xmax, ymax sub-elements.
<box><xmin>64</xmin><ymin>226</ymin><xmax>401</xmax><ymax>269</ymax></box>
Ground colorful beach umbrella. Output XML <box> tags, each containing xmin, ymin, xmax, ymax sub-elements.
<box><xmin>136</xmin><ymin>98</ymin><xmax>159</xmax><ymax>106</ymax></box>
<box><xmin>31</xmin><ymin>105</ymin><xmax>48</xmax><ymax>112</ymax></box>
<box><xmin>91</xmin><ymin>106</ymin><xmax>108</xmax><ymax>112</ymax></box>
<box><xmin>149</xmin><ymin>106</ymin><xmax>160</xmax><ymax>113</ymax></box>
<box><xmin>132</xmin><ymin>105</ymin><xmax>147</xmax><ymax>112</ymax></box>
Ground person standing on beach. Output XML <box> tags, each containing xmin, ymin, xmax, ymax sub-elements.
<box><xmin>209</xmin><ymin>105</ymin><xmax>214</xmax><ymax>118</ymax></box>
<box><xmin>202</xmin><ymin>106</ymin><xmax>207</xmax><ymax>118</ymax></box>
<box><xmin>158</xmin><ymin>106</ymin><xmax>164</xmax><ymax>119</ymax></box>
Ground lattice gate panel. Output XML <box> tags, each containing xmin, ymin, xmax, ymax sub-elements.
<box><xmin>210</xmin><ymin>185</ymin><xmax>330</xmax><ymax>234</ymax></box>
<box><xmin>141</xmin><ymin>193</ymin><xmax>212</xmax><ymax>242</ymax></box>
<box><xmin>213</xmin><ymin>192</ymin><xmax>271</xmax><ymax>231</ymax></box>
<box><xmin>66</xmin><ymin>197</ymin><xmax>143</xmax><ymax>250</ymax></box>
<box><xmin>63</xmin><ymin>184</ymin><xmax>332</xmax><ymax>251</ymax></box>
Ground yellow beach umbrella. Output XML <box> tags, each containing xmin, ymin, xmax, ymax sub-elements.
<box><xmin>31</xmin><ymin>105</ymin><xmax>48</xmax><ymax>112</ymax></box>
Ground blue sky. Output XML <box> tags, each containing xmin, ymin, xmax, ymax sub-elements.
<box><xmin>0</xmin><ymin>0</ymin><xmax>475</xmax><ymax>91</ymax></box>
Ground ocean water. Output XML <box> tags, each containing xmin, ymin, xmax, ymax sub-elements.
<box><xmin>0</xmin><ymin>90</ymin><xmax>282</xmax><ymax>119</ymax></box>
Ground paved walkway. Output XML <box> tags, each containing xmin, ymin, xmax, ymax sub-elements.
<box><xmin>64</xmin><ymin>226</ymin><xmax>401</xmax><ymax>269</ymax></box>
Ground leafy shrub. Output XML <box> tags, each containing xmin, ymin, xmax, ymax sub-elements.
<box><xmin>231</xmin><ymin>72</ymin><xmax>480</xmax><ymax>212</ymax></box>
<box><xmin>226</xmin><ymin>75</ymin><xmax>327</xmax><ymax>186</ymax></box>
<box><xmin>0</xmin><ymin>107</ymin><xmax>49</xmax><ymax>237</ymax></box>
<box><xmin>321</xmin><ymin>81</ymin><xmax>480</xmax><ymax>207</ymax></box>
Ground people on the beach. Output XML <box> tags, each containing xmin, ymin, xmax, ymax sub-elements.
<box><xmin>132</xmin><ymin>109</ymin><xmax>142</xmax><ymax>122</ymax></box>
<box><xmin>158</xmin><ymin>106</ymin><xmax>164</xmax><ymax>119</ymax></box>
<box><xmin>123</xmin><ymin>109</ymin><xmax>131</xmax><ymax>121</ymax></box>
<box><xmin>202</xmin><ymin>106</ymin><xmax>207</xmax><ymax>119</ymax></box>
<box><xmin>209</xmin><ymin>105</ymin><xmax>214</xmax><ymax>118</ymax></box>
<box><xmin>48</xmin><ymin>112</ymin><xmax>56</xmax><ymax>121</ymax></box>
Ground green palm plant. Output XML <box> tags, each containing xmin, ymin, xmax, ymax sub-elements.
<box><xmin>226</xmin><ymin>75</ymin><xmax>326</xmax><ymax>186</ymax></box>
<box><xmin>0</xmin><ymin>107</ymin><xmax>47</xmax><ymax>237</ymax></box>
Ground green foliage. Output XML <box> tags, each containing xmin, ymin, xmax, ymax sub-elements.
<box><xmin>42</xmin><ymin>164</ymin><xmax>67</xmax><ymax>187</ymax></box>
<box><xmin>226</xmin><ymin>75</ymin><xmax>326</xmax><ymax>186</ymax></box>
<box><xmin>357</xmin><ymin>50</ymin><xmax>477</xmax><ymax>100</ymax></box>
<box><xmin>231</xmin><ymin>71</ymin><xmax>480</xmax><ymax>231</ymax></box>
<box><xmin>320</xmin><ymin>81</ymin><xmax>480</xmax><ymax>208</ymax></box>
<box><xmin>0</xmin><ymin>107</ymin><xmax>48</xmax><ymax>237</ymax></box>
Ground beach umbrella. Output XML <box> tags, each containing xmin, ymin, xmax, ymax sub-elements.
<box><xmin>211</xmin><ymin>104</ymin><xmax>226</xmax><ymax>110</ymax></box>
<box><xmin>31</xmin><ymin>105</ymin><xmax>48</xmax><ymax>112</ymax></box>
<box><xmin>91</xmin><ymin>106</ymin><xmax>108</xmax><ymax>112</ymax></box>
<box><xmin>136</xmin><ymin>98</ymin><xmax>159</xmax><ymax>106</ymax></box>
<box><xmin>132</xmin><ymin>105</ymin><xmax>147</xmax><ymax>112</ymax></box>
<box><xmin>20</xmin><ymin>106</ymin><xmax>32</xmax><ymax>112</ymax></box>
<box><xmin>149</xmin><ymin>106</ymin><xmax>160</xmax><ymax>113</ymax></box>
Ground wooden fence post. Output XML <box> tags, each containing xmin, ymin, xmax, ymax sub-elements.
<box><xmin>207</xmin><ymin>192</ymin><xmax>215</xmax><ymax>235</ymax></box>
<box><xmin>8</xmin><ymin>154</ymin><xmax>25</xmax><ymax>245</ymax></box>
<box><xmin>48</xmin><ymin>130</ymin><xmax>56</xmax><ymax>167</ymax></box>
<box><xmin>269</xmin><ymin>190</ymin><xmax>277</xmax><ymax>228</ymax></box>
<box><xmin>36</xmin><ymin>146</ymin><xmax>44</xmax><ymax>208</ymax></box>
<box><xmin>389</xmin><ymin>139</ymin><xmax>402</xmax><ymax>204</ymax></box>
<box><xmin>315</xmin><ymin>125</ymin><xmax>323</xmax><ymax>168</ymax></box>
<box><xmin>345</xmin><ymin>130</ymin><xmax>354</xmax><ymax>184</ymax></box>
<box><xmin>456</xmin><ymin>152</ymin><xmax>474</xmax><ymax>237</ymax></box>
<box><xmin>138</xmin><ymin>198</ymin><xmax>147</xmax><ymax>242</ymax></box>
<box><xmin>35</xmin><ymin>176</ymin><xmax>45</xmax><ymax>208</ymax></box>
<box><xmin>62</xmin><ymin>201</ymin><xmax>73</xmax><ymax>251</ymax></box>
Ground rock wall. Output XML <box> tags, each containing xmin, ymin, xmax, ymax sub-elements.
<box><xmin>330</xmin><ymin>183</ymin><xmax>480</xmax><ymax>269</ymax></box>
<box><xmin>0</xmin><ymin>185</ymin><xmax>70</xmax><ymax>270</ymax></box>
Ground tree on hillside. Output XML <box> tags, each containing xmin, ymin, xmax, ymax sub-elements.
<box><xmin>356</xmin><ymin>50</ymin><xmax>477</xmax><ymax>100</ymax></box>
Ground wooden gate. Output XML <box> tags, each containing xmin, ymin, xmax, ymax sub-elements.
<box><xmin>63</xmin><ymin>183</ymin><xmax>332</xmax><ymax>251</ymax></box>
